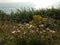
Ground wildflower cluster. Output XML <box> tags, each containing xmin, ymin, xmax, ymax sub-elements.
<box><xmin>30</xmin><ymin>15</ymin><xmax>48</xmax><ymax>27</ymax></box>
<box><xmin>0</xmin><ymin>15</ymin><xmax>58</xmax><ymax>45</ymax></box>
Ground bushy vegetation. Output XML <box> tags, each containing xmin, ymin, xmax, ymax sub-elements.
<box><xmin>0</xmin><ymin>8</ymin><xmax>60</xmax><ymax>45</ymax></box>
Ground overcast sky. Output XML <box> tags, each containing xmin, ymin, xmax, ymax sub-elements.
<box><xmin>0</xmin><ymin>0</ymin><xmax>60</xmax><ymax>8</ymax></box>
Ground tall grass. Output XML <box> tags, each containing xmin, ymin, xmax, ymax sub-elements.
<box><xmin>0</xmin><ymin>8</ymin><xmax>60</xmax><ymax>45</ymax></box>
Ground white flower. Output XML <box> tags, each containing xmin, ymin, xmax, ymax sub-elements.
<box><xmin>25</xmin><ymin>23</ymin><xmax>29</xmax><ymax>26</ymax></box>
<box><xmin>52</xmin><ymin>31</ymin><xmax>56</xmax><ymax>33</ymax></box>
<box><xmin>20</xmin><ymin>26</ymin><xmax>23</xmax><ymax>28</ymax></box>
<box><xmin>17</xmin><ymin>30</ymin><xmax>20</xmax><ymax>32</ymax></box>
<box><xmin>36</xmin><ymin>28</ymin><xmax>39</xmax><ymax>30</ymax></box>
<box><xmin>12</xmin><ymin>31</ymin><xmax>16</xmax><ymax>34</ymax></box>
<box><xmin>40</xmin><ymin>31</ymin><xmax>43</xmax><ymax>34</ymax></box>
<box><xmin>39</xmin><ymin>24</ymin><xmax>44</xmax><ymax>27</ymax></box>
<box><xmin>30</xmin><ymin>25</ymin><xmax>33</xmax><ymax>27</ymax></box>
<box><xmin>49</xmin><ymin>30</ymin><xmax>56</xmax><ymax>33</ymax></box>
<box><xmin>49</xmin><ymin>30</ymin><xmax>52</xmax><ymax>32</ymax></box>
<box><xmin>43</xmin><ymin>30</ymin><xmax>46</xmax><ymax>32</ymax></box>
<box><xmin>31</xmin><ymin>30</ymin><xmax>34</xmax><ymax>33</ymax></box>
<box><xmin>28</xmin><ymin>25</ymin><xmax>33</xmax><ymax>28</ymax></box>
<box><xmin>46</xmin><ymin>28</ymin><xmax>50</xmax><ymax>30</ymax></box>
<box><xmin>23</xmin><ymin>32</ymin><xmax>26</xmax><ymax>34</ymax></box>
<box><xmin>36</xmin><ymin>30</ymin><xmax>38</xmax><ymax>32</ymax></box>
<box><xmin>41</xmin><ymin>24</ymin><xmax>44</xmax><ymax>27</ymax></box>
<box><xmin>28</xmin><ymin>27</ymin><xmax>31</xmax><ymax>29</ymax></box>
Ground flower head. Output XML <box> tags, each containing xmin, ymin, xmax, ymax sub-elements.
<box><xmin>49</xmin><ymin>30</ymin><xmax>56</xmax><ymax>33</ymax></box>
<box><xmin>39</xmin><ymin>24</ymin><xmax>44</xmax><ymax>27</ymax></box>
<box><xmin>40</xmin><ymin>31</ymin><xmax>43</xmax><ymax>34</ymax></box>
<box><xmin>25</xmin><ymin>23</ymin><xmax>29</xmax><ymax>26</ymax></box>
<box><xmin>43</xmin><ymin>30</ymin><xmax>46</xmax><ymax>32</ymax></box>
<box><xmin>43</xmin><ymin>18</ymin><xmax>48</xmax><ymax>21</ymax></box>
<box><xmin>12</xmin><ymin>31</ymin><xmax>16</xmax><ymax>34</ymax></box>
<box><xmin>17</xmin><ymin>30</ymin><xmax>20</xmax><ymax>32</ymax></box>
<box><xmin>23</xmin><ymin>32</ymin><xmax>26</xmax><ymax>34</ymax></box>
<box><xmin>46</xmin><ymin>28</ymin><xmax>50</xmax><ymax>30</ymax></box>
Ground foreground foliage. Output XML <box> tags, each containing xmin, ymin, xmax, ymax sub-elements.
<box><xmin>0</xmin><ymin>15</ymin><xmax>60</xmax><ymax>45</ymax></box>
<box><xmin>0</xmin><ymin>8</ymin><xmax>60</xmax><ymax>45</ymax></box>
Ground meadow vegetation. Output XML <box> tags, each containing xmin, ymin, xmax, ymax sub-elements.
<box><xmin>0</xmin><ymin>8</ymin><xmax>60</xmax><ymax>45</ymax></box>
